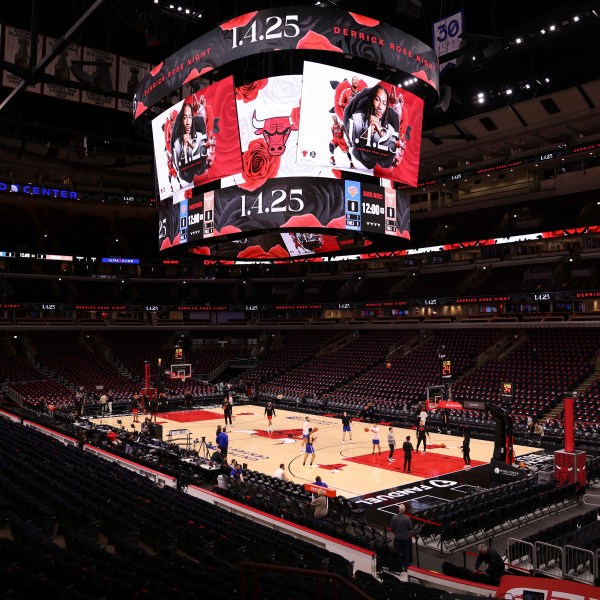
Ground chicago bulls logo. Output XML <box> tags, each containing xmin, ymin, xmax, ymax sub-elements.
<box><xmin>252</xmin><ymin>110</ymin><xmax>299</xmax><ymax>156</ymax></box>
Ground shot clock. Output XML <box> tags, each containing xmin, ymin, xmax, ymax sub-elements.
<box><xmin>441</xmin><ymin>358</ymin><xmax>452</xmax><ymax>380</ymax></box>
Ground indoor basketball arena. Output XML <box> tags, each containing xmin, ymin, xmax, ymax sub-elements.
<box><xmin>1</xmin><ymin>1</ymin><xmax>600</xmax><ymax>599</ymax></box>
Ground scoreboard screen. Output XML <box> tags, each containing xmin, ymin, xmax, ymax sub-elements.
<box><xmin>159</xmin><ymin>177</ymin><xmax>410</xmax><ymax>259</ymax></box>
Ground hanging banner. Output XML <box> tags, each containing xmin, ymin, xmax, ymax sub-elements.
<box><xmin>117</xmin><ymin>57</ymin><xmax>151</xmax><ymax>113</ymax></box>
<box><xmin>2</xmin><ymin>26</ymin><xmax>43</xmax><ymax>93</ymax></box>
<box><xmin>43</xmin><ymin>37</ymin><xmax>81</xmax><ymax>102</ymax></box>
<box><xmin>432</xmin><ymin>10</ymin><xmax>463</xmax><ymax>72</ymax></box>
<box><xmin>81</xmin><ymin>47</ymin><xmax>117</xmax><ymax>109</ymax></box>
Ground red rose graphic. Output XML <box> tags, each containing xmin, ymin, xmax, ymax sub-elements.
<box><xmin>296</xmin><ymin>31</ymin><xmax>343</xmax><ymax>52</ymax></box>
<box><xmin>134</xmin><ymin>100</ymin><xmax>148</xmax><ymax>119</ymax></box>
<box><xmin>281</xmin><ymin>214</ymin><xmax>324</xmax><ymax>229</ymax></box>
<box><xmin>219</xmin><ymin>225</ymin><xmax>242</xmax><ymax>236</ymax></box>
<box><xmin>349</xmin><ymin>13</ymin><xmax>380</xmax><ymax>27</ymax></box>
<box><xmin>160</xmin><ymin>233</ymin><xmax>181</xmax><ymax>251</ymax></box>
<box><xmin>190</xmin><ymin>246</ymin><xmax>211</xmax><ymax>255</ymax></box>
<box><xmin>150</xmin><ymin>62</ymin><xmax>163</xmax><ymax>77</ymax></box>
<box><xmin>220</xmin><ymin>12</ymin><xmax>258</xmax><ymax>31</ymax></box>
<box><xmin>236</xmin><ymin>79</ymin><xmax>268</xmax><ymax>103</ymax></box>
<box><xmin>240</xmin><ymin>139</ymin><xmax>281</xmax><ymax>191</ymax></box>
<box><xmin>411</xmin><ymin>69</ymin><xmax>437</xmax><ymax>89</ymax></box>
<box><xmin>238</xmin><ymin>244</ymin><xmax>289</xmax><ymax>260</ymax></box>
<box><xmin>183</xmin><ymin>66</ymin><xmax>213</xmax><ymax>85</ymax></box>
<box><xmin>291</xmin><ymin>104</ymin><xmax>301</xmax><ymax>129</ymax></box>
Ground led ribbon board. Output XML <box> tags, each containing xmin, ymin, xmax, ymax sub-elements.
<box><xmin>134</xmin><ymin>7</ymin><xmax>439</xmax><ymax>119</ymax></box>
<box><xmin>158</xmin><ymin>177</ymin><xmax>409</xmax><ymax>260</ymax></box>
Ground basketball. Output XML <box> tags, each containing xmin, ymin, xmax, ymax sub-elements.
<box><xmin>312</xmin><ymin>427</ymin><xmax>319</xmax><ymax>433</ymax></box>
<box><xmin>441</xmin><ymin>443</ymin><xmax>446</xmax><ymax>448</ymax></box>
<box><xmin>364</xmin><ymin>427</ymin><xmax>370</xmax><ymax>432</ymax></box>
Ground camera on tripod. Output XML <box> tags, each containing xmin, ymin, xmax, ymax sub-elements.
<box><xmin>193</xmin><ymin>435</ymin><xmax>210</xmax><ymax>458</ymax></box>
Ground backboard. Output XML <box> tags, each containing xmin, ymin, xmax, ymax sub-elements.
<box><xmin>170</xmin><ymin>363</ymin><xmax>192</xmax><ymax>381</ymax></box>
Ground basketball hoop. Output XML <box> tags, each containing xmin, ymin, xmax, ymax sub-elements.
<box><xmin>171</xmin><ymin>370</ymin><xmax>189</xmax><ymax>382</ymax></box>
<box><xmin>170</xmin><ymin>363</ymin><xmax>191</xmax><ymax>381</ymax></box>
<box><xmin>425</xmin><ymin>384</ymin><xmax>450</xmax><ymax>411</ymax></box>
<box><xmin>427</xmin><ymin>395</ymin><xmax>438</xmax><ymax>411</ymax></box>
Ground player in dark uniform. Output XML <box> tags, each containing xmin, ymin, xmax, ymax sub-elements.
<box><xmin>223</xmin><ymin>397</ymin><xmax>233</xmax><ymax>426</ymax></box>
<box><xmin>329</xmin><ymin>115</ymin><xmax>354</xmax><ymax>168</ymax></box>
<box><xmin>416</xmin><ymin>422</ymin><xmax>429</xmax><ymax>453</ymax></box>
<box><xmin>402</xmin><ymin>435</ymin><xmax>414</xmax><ymax>472</ymax></box>
<box><xmin>264</xmin><ymin>401</ymin><xmax>276</xmax><ymax>433</ymax></box>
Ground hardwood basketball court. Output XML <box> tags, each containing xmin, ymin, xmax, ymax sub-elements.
<box><xmin>93</xmin><ymin>403</ymin><xmax>539</xmax><ymax>500</ymax></box>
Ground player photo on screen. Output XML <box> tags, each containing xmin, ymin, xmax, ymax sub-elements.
<box><xmin>221</xmin><ymin>75</ymin><xmax>334</xmax><ymax>191</ymax></box>
<box><xmin>152</xmin><ymin>75</ymin><xmax>242</xmax><ymax>201</ymax></box>
<box><xmin>296</xmin><ymin>62</ymin><xmax>423</xmax><ymax>187</ymax></box>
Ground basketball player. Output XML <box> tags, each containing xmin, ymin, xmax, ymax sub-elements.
<box><xmin>370</xmin><ymin>423</ymin><xmax>381</xmax><ymax>454</ymax></box>
<box><xmin>223</xmin><ymin>396</ymin><xmax>233</xmax><ymax>426</ymax></box>
<box><xmin>416</xmin><ymin>422</ymin><xmax>429</xmax><ymax>453</ymax></box>
<box><xmin>402</xmin><ymin>435</ymin><xmax>414</xmax><ymax>472</ymax></box>
<box><xmin>264</xmin><ymin>401</ymin><xmax>276</xmax><ymax>433</ymax></box>
<box><xmin>341</xmin><ymin>411</ymin><xmax>353</xmax><ymax>443</ymax></box>
<box><xmin>338</xmin><ymin>75</ymin><xmax>366</xmax><ymax>111</ymax></box>
<box><xmin>329</xmin><ymin>115</ymin><xmax>354</xmax><ymax>168</ymax></box>
<box><xmin>301</xmin><ymin>416</ymin><xmax>310</xmax><ymax>450</ymax></box>
<box><xmin>303</xmin><ymin>428</ymin><xmax>317</xmax><ymax>467</ymax></box>
<box><xmin>131</xmin><ymin>392</ymin><xmax>140</xmax><ymax>423</ymax></box>
<box><xmin>162</xmin><ymin>110</ymin><xmax>183</xmax><ymax>193</ymax></box>
<box><xmin>387</xmin><ymin>426</ymin><xmax>396</xmax><ymax>462</ymax></box>
<box><xmin>461</xmin><ymin>433</ymin><xmax>471</xmax><ymax>469</ymax></box>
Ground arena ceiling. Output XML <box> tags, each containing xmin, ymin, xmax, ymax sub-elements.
<box><xmin>0</xmin><ymin>1</ymin><xmax>598</xmax><ymax>196</ymax></box>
